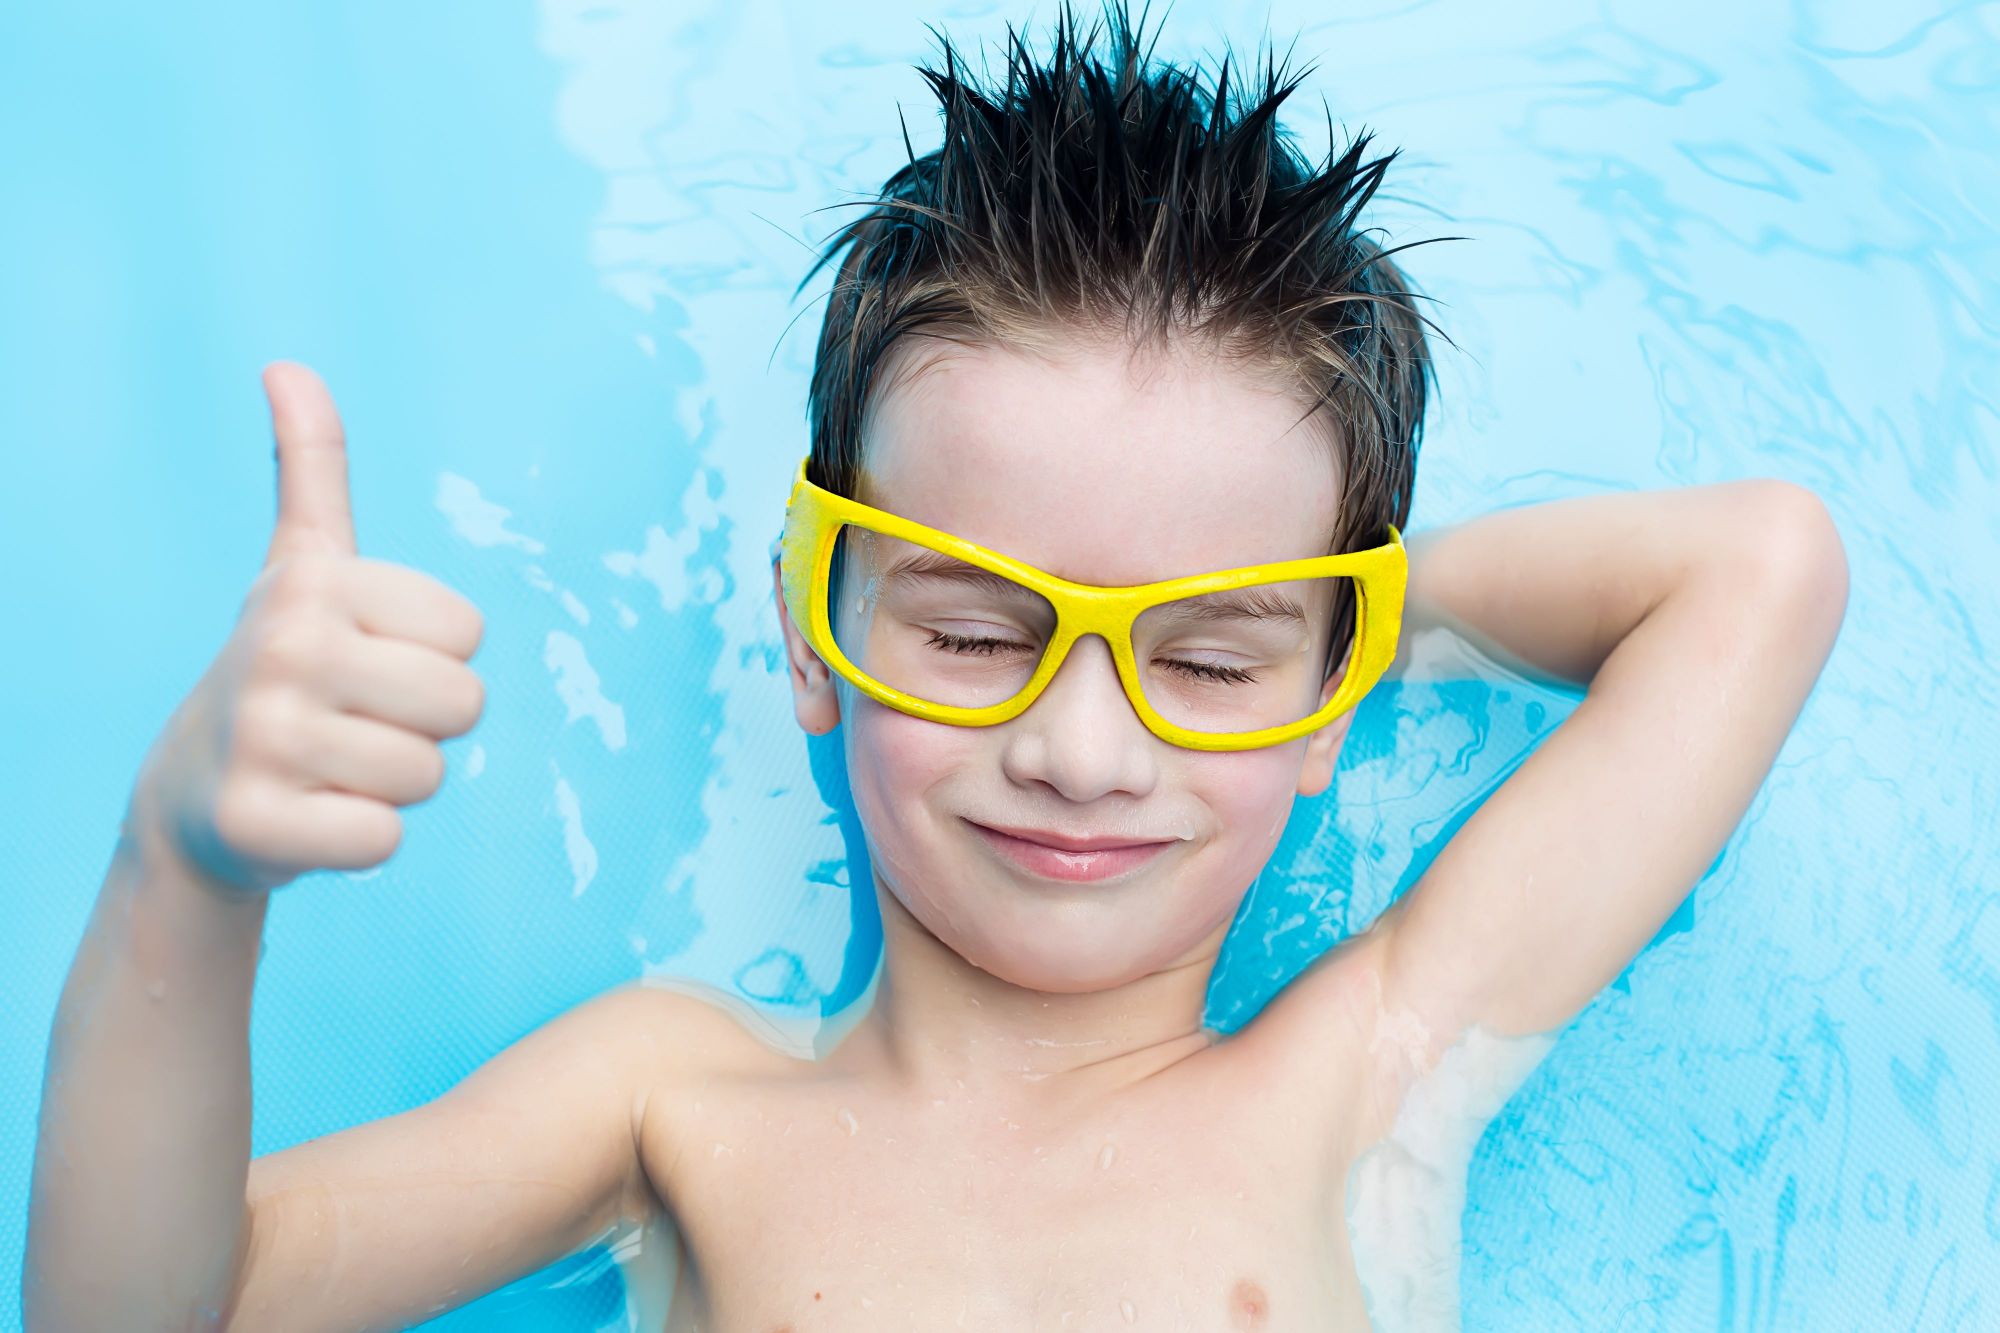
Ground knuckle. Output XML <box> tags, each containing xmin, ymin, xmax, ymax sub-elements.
<box><xmin>461</xmin><ymin>603</ymin><xmax>486</xmax><ymax>659</ymax></box>
<box><xmin>331</xmin><ymin>796</ymin><xmax>403</xmax><ymax>870</ymax></box>
<box><xmin>209</xmin><ymin>777</ymin><xmax>272</xmax><ymax>852</ymax></box>
<box><xmin>269</xmin><ymin>553</ymin><xmax>346</xmax><ymax>607</ymax></box>
<box><xmin>259</xmin><ymin>616</ymin><xmax>335</xmax><ymax>680</ymax></box>
<box><xmin>366</xmin><ymin>806</ymin><xmax>406</xmax><ymax>862</ymax></box>
<box><xmin>427</xmin><ymin>668</ymin><xmax>484</xmax><ymax>738</ymax></box>
<box><xmin>431</xmin><ymin>581</ymin><xmax>485</xmax><ymax>660</ymax></box>
<box><xmin>414</xmin><ymin>742</ymin><xmax>448</xmax><ymax>800</ymax></box>
<box><xmin>455</xmin><ymin>670</ymin><xmax>486</xmax><ymax>731</ymax></box>
<box><xmin>233</xmin><ymin>688</ymin><xmax>304</xmax><ymax>770</ymax></box>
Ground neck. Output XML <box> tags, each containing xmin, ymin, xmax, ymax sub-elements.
<box><xmin>843</xmin><ymin>871</ymin><xmax>1227</xmax><ymax>1112</ymax></box>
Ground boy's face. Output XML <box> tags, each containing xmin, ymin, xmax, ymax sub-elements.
<box><xmin>775</xmin><ymin>333</ymin><xmax>1357</xmax><ymax>994</ymax></box>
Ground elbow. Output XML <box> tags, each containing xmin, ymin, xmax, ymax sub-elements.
<box><xmin>1733</xmin><ymin>479</ymin><xmax>1850</xmax><ymax>639</ymax></box>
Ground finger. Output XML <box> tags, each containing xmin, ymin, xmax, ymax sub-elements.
<box><xmin>262</xmin><ymin>361</ymin><xmax>357</xmax><ymax>568</ymax></box>
<box><xmin>288</xmin><ymin>710</ymin><xmax>448</xmax><ymax>807</ymax></box>
<box><xmin>269</xmin><ymin>787</ymin><xmax>404</xmax><ymax>872</ymax></box>
<box><xmin>326</xmin><ymin>633</ymin><xmax>486</xmax><ymax>740</ymax></box>
<box><xmin>344</xmin><ymin>557</ymin><xmax>486</xmax><ymax>662</ymax></box>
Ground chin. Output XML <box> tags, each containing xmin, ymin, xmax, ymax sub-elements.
<box><xmin>969</xmin><ymin>945</ymin><xmax>1148</xmax><ymax>995</ymax></box>
<box><xmin>932</xmin><ymin>902</ymin><xmax>1181</xmax><ymax>993</ymax></box>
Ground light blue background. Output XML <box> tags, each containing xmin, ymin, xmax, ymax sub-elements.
<box><xmin>3</xmin><ymin>1</ymin><xmax>1995</xmax><ymax>1328</ymax></box>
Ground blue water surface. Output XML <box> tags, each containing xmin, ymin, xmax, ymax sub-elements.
<box><xmin>2</xmin><ymin>1</ymin><xmax>1996</xmax><ymax>1328</ymax></box>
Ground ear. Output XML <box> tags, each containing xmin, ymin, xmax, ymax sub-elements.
<box><xmin>1296</xmin><ymin>640</ymin><xmax>1358</xmax><ymax>799</ymax></box>
<box><xmin>772</xmin><ymin>555</ymin><xmax>841</xmax><ymax>736</ymax></box>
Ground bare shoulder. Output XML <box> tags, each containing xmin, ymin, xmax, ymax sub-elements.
<box><xmin>605</xmin><ymin>976</ymin><xmax>818</xmax><ymax>1183</ymax></box>
<box><xmin>593</xmin><ymin>977</ymin><xmax>804</xmax><ymax>1077</ymax></box>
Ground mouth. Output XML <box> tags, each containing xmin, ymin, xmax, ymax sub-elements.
<box><xmin>964</xmin><ymin>819</ymin><xmax>1177</xmax><ymax>883</ymax></box>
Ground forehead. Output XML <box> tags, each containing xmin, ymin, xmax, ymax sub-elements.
<box><xmin>858</xmin><ymin>336</ymin><xmax>1343</xmax><ymax>585</ymax></box>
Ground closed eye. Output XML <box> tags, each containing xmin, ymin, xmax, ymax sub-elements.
<box><xmin>924</xmin><ymin>630</ymin><xmax>1035</xmax><ymax>656</ymax></box>
<box><xmin>928</xmin><ymin>631</ymin><xmax>1258</xmax><ymax>686</ymax></box>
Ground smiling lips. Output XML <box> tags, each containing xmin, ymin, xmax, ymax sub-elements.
<box><xmin>966</xmin><ymin>819</ymin><xmax>1176</xmax><ymax>882</ymax></box>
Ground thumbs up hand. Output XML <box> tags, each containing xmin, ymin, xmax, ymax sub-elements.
<box><xmin>124</xmin><ymin>362</ymin><xmax>488</xmax><ymax>898</ymax></box>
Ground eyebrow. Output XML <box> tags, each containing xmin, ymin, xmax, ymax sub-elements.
<box><xmin>1157</xmin><ymin>587</ymin><xmax>1309</xmax><ymax>624</ymax></box>
<box><xmin>881</xmin><ymin>550</ymin><xmax>1047</xmax><ymax>600</ymax></box>
<box><xmin>884</xmin><ymin>549</ymin><xmax>1310</xmax><ymax>622</ymax></box>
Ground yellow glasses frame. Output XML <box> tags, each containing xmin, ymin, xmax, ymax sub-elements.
<box><xmin>777</xmin><ymin>458</ymin><xmax>1407</xmax><ymax>752</ymax></box>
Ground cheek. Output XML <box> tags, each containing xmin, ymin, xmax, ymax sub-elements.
<box><xmin>841</xmin><ymin>697</ymin><xmax>1005</xmax><ymax>946</ymax></box>
<box><xmin>840</xmin><ymin>693</ymin><xmax>968</xmax><ymax>864</ymax></box>
<box><xmin>1184</xmin><ymin>747</ymin><xmax>1309</xmax><ymax>879</ymax></box>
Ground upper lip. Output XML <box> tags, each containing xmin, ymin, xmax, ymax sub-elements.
<box><xmin>970</xmin><ymin>820</ymin><xmax>1175</xmax><ymax>853</ymax></box>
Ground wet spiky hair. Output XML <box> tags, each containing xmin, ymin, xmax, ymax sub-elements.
<box><xmin>801</xmin><ymin>2</ymin><xmax>1444</xmax><ymax>660</ymax></box>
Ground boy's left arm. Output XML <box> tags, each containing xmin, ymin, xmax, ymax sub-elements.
<box><xmin>1261</xmin><ymin>478</ymin><xmax>1849</xmax><ymax>1143</ymax></box>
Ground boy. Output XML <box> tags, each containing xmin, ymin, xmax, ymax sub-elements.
<box><xmin>23</xmin><ymin>6</ymin><xmax>1848</xmax><ymax>1330</ymax></box>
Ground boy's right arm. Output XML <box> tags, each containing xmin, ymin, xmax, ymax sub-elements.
<box><xmin>25</xmin><ymin>799</ymin><xmax>671</xmax><ymax>1332</ymax></box>
<box><xmin>23</xmin><ymin>362</ymin><xmax>683</xmax><ymax>1330</ymax></box>
<box><xmin>225</xmin><ymin>976</ymin><xmax>675</xmax><ymax>1332</ymax></box>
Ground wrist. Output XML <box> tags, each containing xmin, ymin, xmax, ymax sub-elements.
<box><xmin>112</xmin><ymin>788</ymin><xmax>270</xmax><ymax>965</ymax></box>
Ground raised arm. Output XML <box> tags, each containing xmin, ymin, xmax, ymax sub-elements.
<box><xmin>23</xmin><ymin>362</ymin><xmax>667</xmax><ymax>1330</ymax></box>
<box><xmin>1247</xmin><ymin>478</ymin><xmax>1848</xmax><ymax>1145</ymax></box>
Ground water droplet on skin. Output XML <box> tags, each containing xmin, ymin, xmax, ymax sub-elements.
<box><xmin>1098</xmin><ymin>1143</ymin><xmax>1117</xmax><ymax>1170</ymax></box>
<box><xmin>839</xmin><ymin>1107</ymin><xmax>859</xmax><ymax>1136</ymax></box>
<box><xmin>1121</xmin><ymin>1298</ymin><xmax>1138</xmax><ymax>1322</ymax></box>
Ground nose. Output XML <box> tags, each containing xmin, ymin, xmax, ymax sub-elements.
<box><xmin>997</xmin><ymin>632</ymin><xmax>1161</xmax><ymax>801</ymax></box>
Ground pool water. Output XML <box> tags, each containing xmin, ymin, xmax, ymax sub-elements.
<box><xmin>2</xmin><ymin>1</ymin><xmax>1995</xmax><ymax>1328</ymax></box>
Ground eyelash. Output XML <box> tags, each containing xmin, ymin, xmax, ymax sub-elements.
<box><xmin>921</xmin><ymin>630</ymin><xmax>1260</xmax><ymax>685</ymax></box>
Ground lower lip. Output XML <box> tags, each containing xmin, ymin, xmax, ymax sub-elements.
<box><xmin>968</xmin><ymin>821</ymin><xmax>1174</xmax><ymax>882</ymax></box>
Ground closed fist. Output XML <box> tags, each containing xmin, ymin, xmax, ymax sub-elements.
<box><xmin>126</xmin><ymin>362</ymin><xmax>486</xmax><ymax>897</ymax></box>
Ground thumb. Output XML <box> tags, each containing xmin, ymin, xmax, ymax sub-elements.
<box><xmin>261</xmin><ymin>360</ymin><xmax>357</xmax><ymax>568</ymax></box>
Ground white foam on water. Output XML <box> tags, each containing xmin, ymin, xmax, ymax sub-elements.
<box><xmin>1344</xmin><ymin>1023</ymin><xmax>1557</xmax><ymax>1333</ymax></box>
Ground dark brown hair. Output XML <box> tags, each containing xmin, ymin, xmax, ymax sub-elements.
<box><xmin>800</xmin><ymin>2</ymin><xmax>1445</xmax><ymax>666</ymax></box>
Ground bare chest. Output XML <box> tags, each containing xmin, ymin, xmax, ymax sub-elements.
<box><xmin>638</xmin><ymin>1067</ymin><xmax>1372</xmax><ymax>1332</ymax></box>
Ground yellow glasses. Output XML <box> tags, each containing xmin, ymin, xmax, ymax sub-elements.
<box><xmin>777</xmin><ymin>458</ymin><xmax>1406</xmax><ymax>752</ymax></box>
